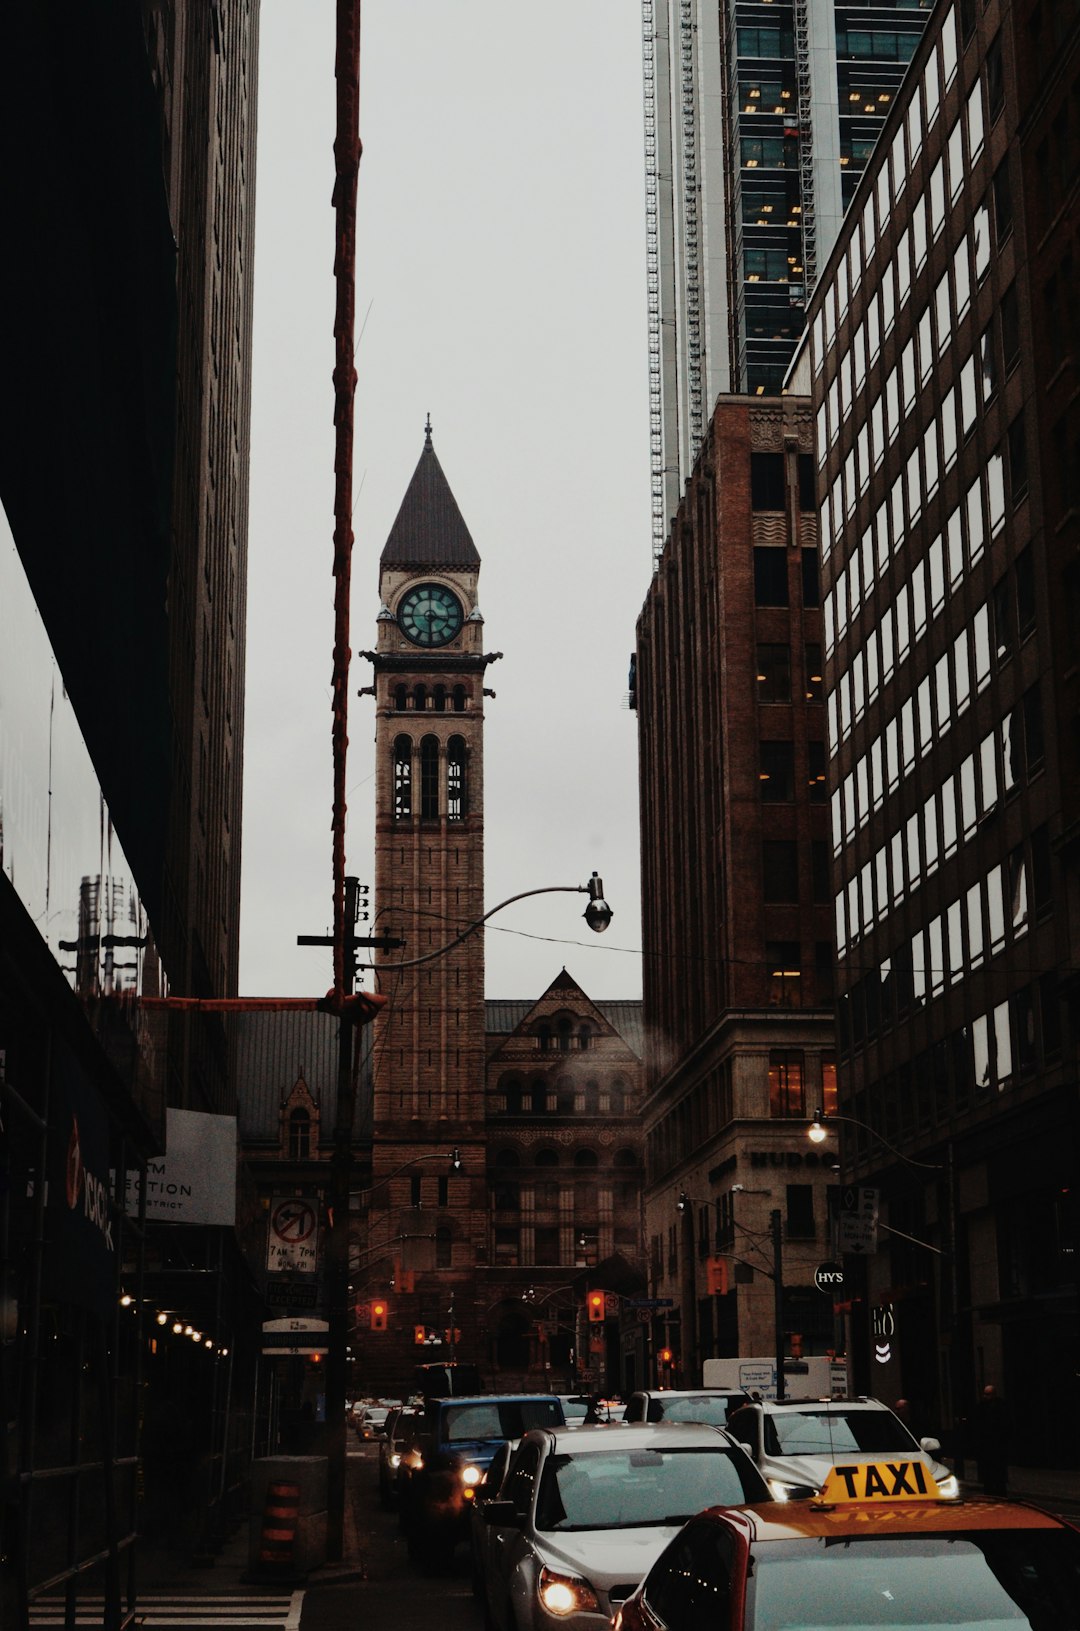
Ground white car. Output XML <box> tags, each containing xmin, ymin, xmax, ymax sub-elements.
<box><xmin>723</xmin><ymin>1396</ymin><xmax>960</xmax><ymax>1502</ymax></box>
<box><xmin>478</xmin><ymin>1421</ymin><xmax>771</xmax><ymax>1631</ymax></box>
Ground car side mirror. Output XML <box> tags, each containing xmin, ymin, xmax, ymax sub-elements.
<box><xmin>920</xmin><ymin>1437</ymin><xmax>941</xmax><ymax>1454</ymax></box>
<box><xmin>482</xmin><ymin>1499</ymin><xmax>524</xmax><ymax>1527</ymax></box>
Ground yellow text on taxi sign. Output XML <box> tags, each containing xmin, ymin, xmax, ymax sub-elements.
<box><xmin>818</xmin><ymin>1461</ymin><xmax>942</xmax><ymax>1503</ymax></box>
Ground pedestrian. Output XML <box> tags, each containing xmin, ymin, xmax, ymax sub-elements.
<box><xmin>583</xmin><ymin>1395</ymin><xmax>602</xmax><ymax>1425</ymax></box>
<box><xmin>973</xmin><ymin>1383</ymin><xmax>1010</xmax><ymax>1496</ymax></box>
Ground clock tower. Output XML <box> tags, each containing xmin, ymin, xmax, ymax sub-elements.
<box><xmin>361</xmin><ymin>422</ymin><xmax>498</xmax><ymax>1380</ymax></box>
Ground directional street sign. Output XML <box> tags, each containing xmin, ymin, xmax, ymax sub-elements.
<box><xmin>837</xmin><ymin>1186</ymin><xmax>879</xmax><ymax>1255</ymax></box>
<box><xmin>626</xmin><ymin>1298</ymin><xmax>675</xmax><ymax>1309</ymax></box>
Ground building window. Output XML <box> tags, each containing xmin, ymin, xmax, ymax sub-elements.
<box><xmin>447</xmin><ymin>734</ymin><xmax>467</xmax><ymax>820</ymax></box>
<box><xmin>769</xmin><ymin>1051</ymin><xmax>805</xmax><ymax>1116</ymax></box>
<box><xmin>766</xmin><ymin>943</ymin><xmax>802</xmax><ymax>1006</ymax></box>
<box><xmin>288</xmin><ymin>1109</ymin><xmax>311</xmax><ymax>1160</ymax></box>
<box><xmin>757</xmin><ymin>643</ymin><xmax>791</xmax><ymax>702</ymax></box>
<box><xmin>802</xmin><ymin>549</ymin><xmax>821</xmax><ymax>607</ymax></box>
<box><xmin>534</xmin><ymin>1227</ymin><xmax>560</xmax><ymax>1266</ymax></box>
<box><xmin>808</xmin><ymin>740</ymin><xmax>827</xmax><ymax>802</ymax></box>
<box><xmin>761</xmin><ymin>741</ymin><xmax>795</xmax><ymax>801</ymax></box>
<box><xmin>752</xmin><ymin>453</ymin><xmax>786</xmax><ymax>510</ymax></box>
<box><xmin>786</xmin><ymin>1185</ymin><xmax>815</xmax><ymax>1239</ymax></box>
<box><xmin>420</xmin><ymin>735</ymin><xmax>439</xmax><ymax>820</ymax></box>
<box><xmin>393</xmin><ymin>735</ymin><xmax>412</xmax><ymax>820</ymax></box>
<box><xmin>763</xmin><ymin>840</ymin><xmax>799</xmax><ymax>902</ymax></box>
<box><xmin>754</xmin><ymin>548</ymin><xmax>789</xmax><ymax>606</ymax></box>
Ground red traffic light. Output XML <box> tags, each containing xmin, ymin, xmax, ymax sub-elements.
<box><xmin>371</xmin><ymin>1299</ymin><xmax>388</xmax><ymax>1332</ymax></box>
<box><xmin>659</xmin><ymin>1347</ymin><xmax>674</xmax><ymax>1365</ymax></box>
<box><xmin>587</xmin><ymin>1291</ymin><xmax>606</xmax><ymax>1323</ymax></box>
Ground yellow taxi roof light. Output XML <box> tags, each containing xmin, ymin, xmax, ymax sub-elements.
<box><xmin>816</xmin><ymin>1460</ymin><xmax>942</xmax><ymax>1504</ymax></box>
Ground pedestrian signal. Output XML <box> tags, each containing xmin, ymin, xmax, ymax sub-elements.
<box><xmin>371</xmin><ymin>1299</ymin><xmax>388</xmax><ymax>1332</ymax></box>
<box><xmin>659</xmin><ymin>1347</ymin><xmax>674</xmax><ymax>1366</ymax></box>
<box><xmin>587</xmin><ymin>1291</ymin><xmax>606</xmax><ymax>1323</ymax></box>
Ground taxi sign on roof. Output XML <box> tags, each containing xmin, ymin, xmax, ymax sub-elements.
<box><xmin>818</xmin><ymin>1460</ymin><xmax>942</xmax><ymax>1503</ymax></box>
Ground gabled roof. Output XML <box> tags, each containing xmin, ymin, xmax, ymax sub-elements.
<box><xmin>380</xmin><ymin>420</ymin><xmax>480</xmax><ymax>571</ymax></box>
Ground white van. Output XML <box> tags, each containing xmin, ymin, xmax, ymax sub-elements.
<box><xmin>701</xmin><ymin>1354</ymin><xmax>848</xmax><ymax>1397</ymax></box>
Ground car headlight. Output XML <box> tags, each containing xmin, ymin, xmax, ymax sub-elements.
<box><xmin>936</xmin><ymin>1473</ymin><xmax>960</xmax><ymax>1500</ymax></box>
<box><xmin>460</xmin><ymin>1464</ymin><xmax>483</xmax><ymax>1487</ymax></box>
<box><xmin>389</xmin><ymin>1453</ymin><xmax>401</xmax><ymax>1468</ymax></box>
<box><xmin>538</xmin><ymin>1566</ymin><xmax>600</xmax><ymax>1616</ymax></box>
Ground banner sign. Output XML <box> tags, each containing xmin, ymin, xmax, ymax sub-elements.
<box><xmin>126</xmin><ymin>1108</ymin><xmax>237</xmax><ymax>1225</ymax></box>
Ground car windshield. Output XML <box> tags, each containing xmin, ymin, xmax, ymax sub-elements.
<box><xmin>535</xmin><ymin>1447</ymin><xmax>760</xmax><ymax>1532</ymax></box>
<box><xmin>767</xmin><ymin>1409</ymin><xmax>916</xmax><ymax>1457</ymax></box>
<box><xmin>444</xmin><ymin>1399</ymin><xmax>563</xmax><ymax>1442</ymax></box>
<box><xmin>747</xmin><ymin>1532</ymin><xmax>1080</xmax><ymax>1628</ymax></box>
<box><xmin>658</xmin><ymin>1396</ymin><xmax>731</xmax><ymax>1427</ymax></box>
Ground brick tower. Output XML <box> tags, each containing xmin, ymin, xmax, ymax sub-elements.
<box><xmin>360</xmin><ymin>422</ymin><xmax>498</xmax><ymax>1386</ymax></box>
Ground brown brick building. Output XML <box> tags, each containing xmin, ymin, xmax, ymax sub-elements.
<box><xmin>355</xmin><ymin>431</ymin><xmax>645</xmax><ymax>1396</ymax></box>
<box><xmin>633</xmin><ymin>396</ymin><xmax>840</xmax><ymax>1386</ymax></box>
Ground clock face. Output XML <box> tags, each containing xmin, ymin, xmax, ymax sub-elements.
<box><xmin>398</xmin><ymin>582</ymin><xmax>464</xmax><ymax>647</ymax></box>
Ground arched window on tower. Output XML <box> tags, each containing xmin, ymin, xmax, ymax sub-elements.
<box><xmin>394</xmin><ymin>683</ymin><xmax>408</xmax><ymax>712</ymax></box>
<box><xmin>413</xmin><ymin>684</ymin><xmax>428</xmax><ymax>712</ymax></box>
<box><xmin>452</xmin><ymin>685</ymin><xmax>467</xmax><ymax>713</ymax></box>
<box><xmin>433</xmin><ymin>684</ymin><xmax>447</xmax><ymax>712</ymax></box>
<box><xmin>288</xmin><ymin>1108</ymin><xmax>311</xmax><ymax>1160</ymax></box>
<box><xmin>448</xmin><ymin>736</ymin><xmax>467</xmax><ymax>822</ymax></box>
<box><xmin>420</xmin><ymin>735</ymin><xmax>439</xmax><ymax>820</ymax></box>
<box><xmin>394</xmin><ymin>735</ymin><xmax>412</xmax><ymax>820</ymax></box>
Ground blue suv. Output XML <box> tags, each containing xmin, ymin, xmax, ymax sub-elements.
<box><xmin>398</xmin><ymin>1393</ymin><xmax>566</xmax><ymax>1566</ymax></box>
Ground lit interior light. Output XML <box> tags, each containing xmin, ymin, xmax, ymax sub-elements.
<box><xmin>205</xmin><ymin>1338</ymin><xmax>213</xmax><ymax>1348</ymax></box>
<box><xmin>184</xmin><ymin>1325</ymin><xmax>193</xmax><ymax>1336</ymax></box>
<box><xmin>173</xmin><ymin>1322</ymin><xmax>183</xmax><ymax>1335</ymax></box>
<box><xmin>120</xmin><ymin>1294</ymin><xmax>133</xmax><ymax>1307</ymax></box>
<box><xmin>191</xmin><ymin>1330</ymin><xmax>202</xmax><ymax>1343</ymax></box>
<box><xmin>156</xmin><ymin>1312</ymin><xmax>168</xmax><ymax>1326</ymax></box>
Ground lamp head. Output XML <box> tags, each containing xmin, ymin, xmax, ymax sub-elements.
<box><xmin>584</xmin><ymin>872</ymin><xmax>613</xmax><ymax>933</ymax></box>
<box><xmin>450</xmin><ymin>1146</ymin><xmax>462</xmax><ymax>1172</ymax></box>
<box><xmin>807</xmin><ymin>1109</ymin><xmax>828</xmax><ymax>1145</ymax></box>
<box><xmin>676</xmin><ymin>1190</ymin><xmax>690</xmax><ymax>1214</ymax></box>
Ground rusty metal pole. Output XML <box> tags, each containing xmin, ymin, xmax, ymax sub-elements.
<box><xmin>325</xmin><ymin>0</ymin><xmax>363</xmax><ymax>1564</ymax></box>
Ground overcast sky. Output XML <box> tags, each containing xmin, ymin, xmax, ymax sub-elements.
<box><xmin>240</xmin><ymin>2</ymin><xmax>651</xmax><ymax>1004</ymax></box>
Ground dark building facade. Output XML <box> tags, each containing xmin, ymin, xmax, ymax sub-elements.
<box><xmin>634</xmin><ymin>396</ymin><xmax>840</xmax><ymax>1386</ymax></box>
<box><xmin>0</xmin><ymin>4</ymin><xmax>260</xmax><ymax>1613</ymax></box>
<box><xmin>788</xmin><ymin>0</ymin><xmax>1079</xmax><ymax>1464</ymax></box>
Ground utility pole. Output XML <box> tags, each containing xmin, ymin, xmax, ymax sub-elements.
<box><xmin>297</xmin><ymin>878</ymin><xmax>403</xmax><ymax>1562</ymax></box>
<box><xmin>772</xmin><ymin>1209</ymin><xmax>785</xmax><ymax>1402</ymax></box>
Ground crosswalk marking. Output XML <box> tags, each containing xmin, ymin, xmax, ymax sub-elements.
<box><xmin>29</xmin><ymin>1590</ymin><xmax>304</xmax><ymax>1628</ymax></box>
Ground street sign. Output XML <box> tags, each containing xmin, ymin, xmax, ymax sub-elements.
<box><xmin>838</xmin><ymin>1187</ymin><xmax>879</xmax><ymax>1255</ymax></box>
<box><xmin>625</xmin><ymin>1298</ymin><xmax>675</xmax><ymax>1309</ymax></box>
<box><xmin>814</xmin><ymin>1260</ymin><xmax>845</xmax><ymax>1294</ymax></box>
<box><xmin>261</xmin><ymin>1316</ymin><xmax>329</xmax><ymax>1356</ymax></box>
<box><xmin>636</xmin><ymin>1308</ymin><xmax>652</xmax><ymax>1324</ymax></box>
<box><xmin>267</xmin><ymin>1195</ymin><xmax>320</xmax><ymax>1275</ymax></box>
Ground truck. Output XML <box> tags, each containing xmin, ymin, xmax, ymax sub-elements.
<box><xmin>702</xmin><ymin>1354</ymin><xmax>849</xmax><ymax>1398</ymax></box>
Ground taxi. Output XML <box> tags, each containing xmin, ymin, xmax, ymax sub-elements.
<box><xmin>614</xmin><ymin>1458</ymin><xmax>1080</xmax><ymax>1629</ymax></box>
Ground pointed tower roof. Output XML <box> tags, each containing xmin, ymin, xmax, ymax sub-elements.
<box><xmin>380</xmin><ymin>418</ymin><xmax>480</xmax><ymax>571</ymax></box>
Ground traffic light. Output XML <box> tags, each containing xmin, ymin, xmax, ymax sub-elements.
<box><xmin>371</xmin><ymin>1299</ymin><xmax>388</xmax><ymax>1332</ymax></box>
<box><xmin>414</xmin><ymin>1325</ymin><xmax>427</xmax><ymax>1345</ymax></box>
<box><xmin>587</xmin><ymin>1290</ymin><xmax>606</xmax><ymax>1323</ymax></box>
<box><xmin>706</xmin><ymin>1256</ymin><xmax>728</xmax><ymax>1296</ymax></box>
<box><xmin>659</xmin><ymin>1347</ymin><xmax>674</xmax><ymax>1366</ymax></box>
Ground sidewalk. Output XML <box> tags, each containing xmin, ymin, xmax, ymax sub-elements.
<box><xmin>958</xmin><ymin>1465</ymin><xmax>1080</xmax><ymax>1507</ymax></box>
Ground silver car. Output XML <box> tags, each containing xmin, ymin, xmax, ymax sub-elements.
<box><xmin>478</xmin><ymin>1421</ymin><xmax>770</xmax><ymax>1631</ymax></box>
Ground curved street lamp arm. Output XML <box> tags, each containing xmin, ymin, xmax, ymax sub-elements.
<box><xmin>351</xmin><ymin>1148</ymin><xmax>462</xmax><ymax>1206</ymax></box>
<box><xmin>357</xmin><ymin>883</ymin><xmax>590</xmax><ymax>972</ymax></box>
<box><xmin>809</xmin><ymin>1109</ymin><xmax>944</xmax><ymax>1171</ymax></box>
